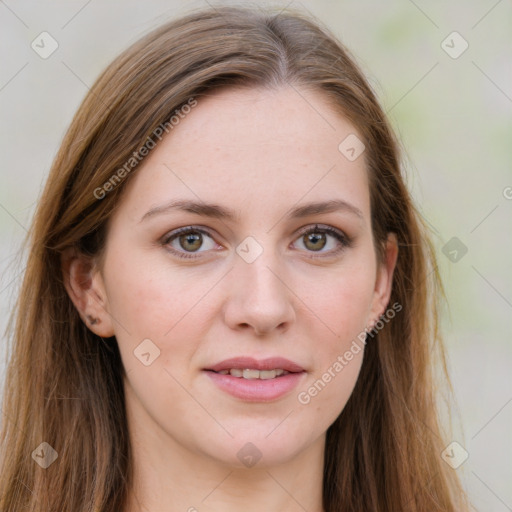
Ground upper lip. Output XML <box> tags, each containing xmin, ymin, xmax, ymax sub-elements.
<box><xmin>205</xmin><ymin>357</ymin><xmax>305</xmax><ymax>373</ymax></box>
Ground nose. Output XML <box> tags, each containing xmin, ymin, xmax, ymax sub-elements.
<box><xmin>222</xmin><ymin>253</ymin><xmax>296</xmax><ymax>336</ymax></box>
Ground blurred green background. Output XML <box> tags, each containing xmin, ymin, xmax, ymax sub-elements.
<box><xmin>1</xmin><ymin>0</ymin><xmax>511</xmax><ymax>509</ymax></box>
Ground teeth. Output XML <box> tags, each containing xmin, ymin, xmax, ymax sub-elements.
<box><xmin>243</xmin><ymin>369</ymin><xmax>260</xmax><ymax>379</ymax></box>
<box><xmin>216</xmin><ymin>368</ymin><xmax>290</xmax><ymax>379</ymax></box>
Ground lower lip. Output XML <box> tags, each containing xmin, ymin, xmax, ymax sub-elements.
<box><xmin>204</xmin><ymin>371</ymin><xmax>306</xmax><ymax>402</ymax></box>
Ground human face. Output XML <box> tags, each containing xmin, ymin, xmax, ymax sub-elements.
<box><xmin>94</xmin><ymin>85</ymin><xmax>396</xmax><ymax>468</ymax></box>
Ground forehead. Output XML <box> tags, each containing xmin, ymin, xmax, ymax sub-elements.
<box><xmin>117</xmin><ymin>85</ymin><xmax>370</xmax><ymax>224</ymax></box>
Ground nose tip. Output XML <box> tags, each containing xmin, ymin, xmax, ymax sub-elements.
<box><xmin>239</xmin><ymin>317</ymin><xmax>287</xmax><ymax>337</ymax></box>
<box><xmin>222</xmin><ymin>258</ymin><xmax>296</xmax><ymax>337</ymax></box>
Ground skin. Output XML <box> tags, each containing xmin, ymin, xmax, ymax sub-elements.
<box><xmin>64</xmin><ymin>85</ymin><xmax>398</xmax><ymax>512</ymax></box>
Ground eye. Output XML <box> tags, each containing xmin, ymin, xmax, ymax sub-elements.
<box><xmin>292</xmin><ymin>224</ymin><xmax>351</xmax><ymax>256</ymax></box>
<box><xmin>161</xmin><ymin>224</ymin><xmax>351</xmax><ymax>260</ymax></box>
<box><xmin>162</xmin><ymin>226</ymin><xmax>218</xmax><ymax>259</ymax></box>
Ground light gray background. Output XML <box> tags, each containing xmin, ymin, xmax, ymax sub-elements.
<box><xmin>1</xmin><ymin>1</ymin><xmax>511</xmax><ymax>510</ymax></box>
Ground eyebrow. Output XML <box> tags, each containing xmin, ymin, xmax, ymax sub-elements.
<box><xmin>140</xmin><ymin>198</ymin><xmax>363</xmax><ymax>223</ymax></box>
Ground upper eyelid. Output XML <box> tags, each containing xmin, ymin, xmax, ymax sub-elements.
<box><xmin>162</xmin><ymin>225</ymin><xmax>215</xmax><ymax>241</ymax></box>
<box><xmin>163</xmin><ymin>224</ymin><xmax>346</xmax><ymax>239</ymax></box>
<box><xmin>163</xmin><ymin>224</ymin><xmax>349</xmax><ymax>251</ymax></box>
<box><xmin>295</xmin><ymin>223</ymin><xmax>346</xmax><ymax>237</ymax></box>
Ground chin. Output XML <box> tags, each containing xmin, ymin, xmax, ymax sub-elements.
<box><xmin>204</xmin><ymin>433</ymin><xmax>312</xmax><ymax>470</ymax></box>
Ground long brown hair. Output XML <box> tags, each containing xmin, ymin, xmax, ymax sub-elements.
<box><xmin>0</xmin><ymin>5</ymin><xmax>469</xmax><ymax>511</ymax></box>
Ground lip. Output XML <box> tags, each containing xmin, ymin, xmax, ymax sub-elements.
<box><xmin>204</xmin><ymin>356</ymin><xmax>306</xmax><ymax>402</ymax></box>
<box><xmin>205</xmin><ymin>371</ymin><xmax>306</xmax><ymax>402</ymax></box>
<box><xmin>205</xmin><ymin>356</ymin><xmax>305</xmax><ymax>373</ymax></box>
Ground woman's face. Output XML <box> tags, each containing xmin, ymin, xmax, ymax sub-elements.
<box><xmin>86</xmin><ymin>86</ymin><xmax>397</xmax><ymax>468</ymax></box>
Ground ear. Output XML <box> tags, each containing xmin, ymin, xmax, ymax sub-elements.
<box><xmin>368</xmin><ymin>232</ymin><xmax>399</xmax><ymax>329</ymax></box>
<box><xmin>61</xmin><ymin>248</ymin><xmax>115</xmax><ymax>337</ymax></box>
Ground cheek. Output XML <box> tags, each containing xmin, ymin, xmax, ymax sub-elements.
<box><xmin>294</xmin><ymin>256</ymin><xmax>375</xmax><ymax>414</ymax></box>
<box><xmin>299</xmin><ymin>256</ymin><xmax>377</xmax><ymax>344</ymax></box>
<box><xmin>101</xmin><ymin>248</ymin><xmax>225</xmax><ymax>382</ymax></box>
<box><xmin>104</xmin><ymin>255</ymin><xmax>214</xmax><ymax>421</ymax></box>
<box><xmin>102</xmin><ymin>246</ymin><xmax>217</xmax><ymax>336</ymax></box>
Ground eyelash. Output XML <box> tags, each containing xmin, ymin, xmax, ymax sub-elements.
<box><xmin>161</xmin><ymin>224</ymin><xmax>352</xmax><ymax>260</ymax></box>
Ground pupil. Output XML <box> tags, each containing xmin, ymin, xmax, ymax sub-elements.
<box><xmin>305</xmin><ymin>232</ymin><xmax>326</xmax><ymax>251</ymax></box>
<box><xmin>180</xmin><ymin>233</ymin><xmax>202</xmax><ymax>251</ymax></box>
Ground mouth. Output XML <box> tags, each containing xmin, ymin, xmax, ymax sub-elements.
<box><xmin>203</xmin><ymin>356</ymin><xmax>306</xmax><ymax>402</ymax></box>
<box><xmin>204</xmin><ymin>356</ymin><xmax>305</xmax><ymax>375</ymax></box>
<box><xmin>207</xmin><ymin>368</ymin><xmax>293</xmax><ymax>379</ymax></box>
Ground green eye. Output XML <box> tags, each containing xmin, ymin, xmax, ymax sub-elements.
<box><xmin>162</xmin><ymin>224</ymin><xmax>351</xmax><ymax>261</ymax></box>
<box><xmin>293</xmin><ymin>225</ymin><xmax>351</xmax><ymax>256</ymax></box>
<box><xmin>164</xmin><ymin>227</ymin><xmax>217</xmax><ymax>258</ymax></box>
<box><xmin>302</xmin><ymin>232</ymin><xmax>327</xmax><ymax>251</ymax></box>
<box><xmin>177</xmin><ymin>232</ymin><xmax>204</xmax><ymax>252</ymax></box>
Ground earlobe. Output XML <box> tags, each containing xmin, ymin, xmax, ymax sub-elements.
<box><xmin>369</xmin><ymin>233</ymin><xmax>399</xmax><ymax>325</ymax></box>
<box><xmin>61</xmin><ymin>248</ymin><xmax>115</xmax><ymax>337</ymax></box>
